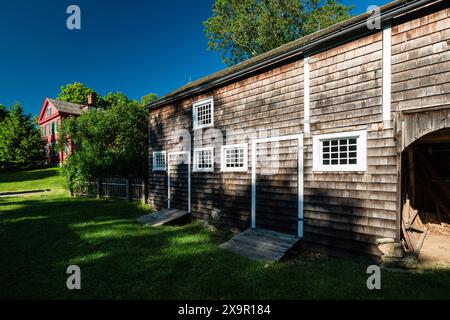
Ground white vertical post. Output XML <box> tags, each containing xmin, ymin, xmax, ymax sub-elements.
<box><xmin>188</xmin><ymin>152</ymin><xmax>191</xmax><ymax>213</ymax></box>
<box><xmin>167</xmin><ymin>159</ymin><xmax>171</xmax><ymax>209</ymax></box>
<box><xmin>297</xmin><ymin>136</ymin><xmax>304</xmax><ymax>239</ymax></box>
<box><xmin>382</xmin><ymin>23</ymin><xmax>392</xmax><ymax>123</ymax></box>
<box><xmin>251</xmin><ymin>140</ymin><xmax>256</xmax><ymax>229</ymax></box>
<box><xmin>303</xmin><ymin>56</ymin><xmax>310</xmax><ymax>133</ymax></box>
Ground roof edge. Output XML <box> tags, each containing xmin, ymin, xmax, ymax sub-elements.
<box><xmin>147</xmin><ymin>0</ymin><xmax>440</xmax><ymax>110</ymax></box>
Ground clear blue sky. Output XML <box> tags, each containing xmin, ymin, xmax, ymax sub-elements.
<box><xmin>0</xmin><ymin>0</ymin><xmax>389</xmax><ymax>116</ymax></box>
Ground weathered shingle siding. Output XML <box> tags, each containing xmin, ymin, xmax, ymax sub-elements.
<box><xmin>148</xmin><ymin>4</ymin><xmax>450</xmax><ymax>260</ymax></box>
<box><xmin>391</xmin><ymin>7</ymin><xmax>450</xmax><ymax>112</ymax></box>
<box><xmin>302</xmin><ymin>31</ymin><xmax>398</xmax><ymax>258</ymax></box>
<box><xmin>149</xmin><ymin>60</ymin><xmax>305</xmax><ymax>232</ymax></box>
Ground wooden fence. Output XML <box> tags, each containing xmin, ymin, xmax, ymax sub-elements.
<box><xmin>70</xmin><ymin>177</ymin><xmax>147</xmax><ymax>203</ymax></box>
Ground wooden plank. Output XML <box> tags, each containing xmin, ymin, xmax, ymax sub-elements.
<box><xmin>137</xmin><ymin>209</ymin><xmax>189</xmax><ymax>226</ymax></box>
<box><xmin>220</xmin><ymin>228</ymin><xmax>299</xmax><ymax>262</ymax></box>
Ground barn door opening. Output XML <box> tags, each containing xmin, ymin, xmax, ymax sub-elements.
<box><xmin>401</xmin><ymin>128</ymin><xmax>450</xmax><ymax>265</ymax></box>
<box><xmin>251</xmin><ymin>134</ymin><xmax>304</xmax><ymax>238</ymax></box>
<box><xmin>168</xmin><ymin>151</ymin><xmax>191</xmax><ymax>213</ymax></box>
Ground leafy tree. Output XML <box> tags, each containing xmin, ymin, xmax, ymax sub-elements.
<box><xmin>58</xmin><ymin>95</ymin><xmax>148</xmax><ymax>190</ymax></box>
<box><xmin>57</xmin><ymin>82</ymin><xmax>100</xmax><ymax>105</ymax></box>
<box><xmin>0</xmin><ymin>104</ymin><xmax>8</xmax><ymax>122</ymax></box>
<box><xmin>140</xmin><ymin>93</ymin><xmax>158</xmax><ymax>108</ymax></box>
<box><xmin>0</xmin><ymin>103</ymin><xmax>45</xmax><ymax>169</ymax></box>
<box><xmin>204</xmin><ymin>0</ymin><xmax>353</xmax><ymax>65</ymax></box>
<box><xmin>102</xmin><ymin>92</ymin><xmax>134</xmax><ymax>109</ymax></box>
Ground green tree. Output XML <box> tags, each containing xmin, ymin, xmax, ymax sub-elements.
<box><xmin>102</xmin><ymin>92</ymin><xmax>134</xmax><ymax>109</ymax></box>
<box><xmin>204</xmin><ymin>0</ymin><xmax>353</xmax><ymax>65</ymax></box>
<box><xmin>0</xmin><ymin>103</ymin><xmax>45</xmax><ymax>169</ymax></box>
<box><xmin>58</xmin><ymin>95</ymin><xmax>148</xmax><ymax>190</ymax></box>
<box><xmin>57</xmin><ymin>82</ymin><xmax>100</xmax><ymax>105</ymax></box>
<box><xmin>0</xmin><ymin>104</ymin><xmax>8</xmax><ymax>122</ymax></box>
<box><xmin>140</xmin><ymin>93</ymin><xmax>158</xmax><ymax>108</ymax></box>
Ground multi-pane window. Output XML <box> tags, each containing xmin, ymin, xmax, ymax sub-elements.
<box><xmin>47</xmin><ymin>107</ymin><xmax>52</xmax><ymax>117</ymax></box>
<box><xmin>321</xmin><ymin>138</ymin><xmax>357</xmax><ymax>166</ymax></box>
<box><xmin>221</xmin><ymin>144</ymin><xmax>248</xmax><ymax>172</ymax></box>
<box><xmin>153</xmin><ymin>151</ymin><xmax>166</xmax><ymax>171</ymax></box>
<box><xmin>313</xmin><ymin>130</ymin><xmax>367</xmax><ymax>172</ymax></box>
<box><xmin>193</xmin><ymin>98</ymin><xmax>214</xmax><ymax>130</ymax></box>
<box><xmin>193</xmin><ymin>147</ymin><xmax>214</xmax><ymax>172</ymax></box>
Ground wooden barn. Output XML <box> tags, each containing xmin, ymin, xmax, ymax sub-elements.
<box><xmin>146</xmin><ymin>0</ymin><xmax>450</xmax><ymax>263</ymax></box>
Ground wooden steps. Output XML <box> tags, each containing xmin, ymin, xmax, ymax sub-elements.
<box><xmin>137</xmin><ymin>208</ymin><xmax>189</xmax><ymax>226</ymax></box>
<box><xmin>220</xmin><ymin>228</ymin><xmax>300</xmax><ymax>262</ymax></box>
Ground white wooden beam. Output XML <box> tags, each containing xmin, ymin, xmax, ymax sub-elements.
<box><xmin>382</xmin><ymin>24</ymin><xmax>392</xmax><ymax>123</ymax></box>
<box><xmin>303</xmin><ymin>57</ymin><xmax>310</xmax><ymax>133</ymax></box>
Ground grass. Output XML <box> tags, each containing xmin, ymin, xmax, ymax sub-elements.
<box><xmin>0</xmin><ymin>167</ymin><xmax>64</xmax><ymax>192</ymax></box>
<box><xmin>0</xmin><ymin>169</ymin><xmax>450</xmax><ymax>299</ymax></box>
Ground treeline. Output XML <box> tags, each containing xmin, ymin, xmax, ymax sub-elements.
<box><xmin>0</xmin><ymin>103</ymin><xmax>45</xmax><ymax>170</ymax></box>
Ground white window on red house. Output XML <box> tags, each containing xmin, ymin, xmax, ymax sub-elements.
<box><xmin>47</xmin><ymin>107</ymin><xmax>52</xmax><ymax>117</ymax></box>
<box><xmin>193</xmin><ymin>98</ymin><xmax>214</xmax><ymax>130</ymax></box>
<box><xmin>193</xmin><ymin>147</ymin><xmax>214</xmax><ymax>172</ymax></box>
<box><xmin>153</xmin><ymin>151</ymin><xmax>166</xmax><ymax>171</ymax></box>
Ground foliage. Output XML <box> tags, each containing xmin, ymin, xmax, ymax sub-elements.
<box><xmin>58</xmin><ymin>95</ymin><xmax>148</xmax><ymax>191</ymax></box>
<box><xmin>204</xmin><ymin>0</ymin><xmax>353</xmax><ymax>65</ymax></box>
<box><xmin>140</xmin><ymin>93</ymin><xmax>158</xmax><ymax>108</ymax></box>
<box><xmin>57</xmin><ymin>82</ymin><xmax>100</xmax><ymax>105</ymax></box>
<box><xmin>0</xmin><ymin>103</ymin><xmax>45</xmax><ymax>169</ymax></box>
<box><xmin>0</xmin><ymin>104</ymin><xmax>7</xmax><ymax>122</ymax></box>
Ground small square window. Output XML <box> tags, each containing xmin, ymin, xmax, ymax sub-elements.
<box><xmin>153</xmin><ymin>151</ymin><xmax>166</xmax><ymax>171</ymax></box>
<box><xmin>193</xmin><ymin>98</ymin><xmax>214</xmax><ymax>130</ymax></box>
<box><xmin>313</xmin><ymin>130</ymin><xmax>367</xmax><ymax>172</ymax></box>
<box><xmin>221</xmin><ymin>144</ymin><xmax>248</xmax><ymax>172</ymax></box>
<box><xmin>193</xmin><ymin>147</ymin><xmax>214</xmax><ymax>172</ymax></box>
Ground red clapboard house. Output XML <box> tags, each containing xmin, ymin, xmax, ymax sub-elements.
<box><xmin>37</xmin><ymin>95</ymin><xmax>96</xmax><ymax>164</ymax></box>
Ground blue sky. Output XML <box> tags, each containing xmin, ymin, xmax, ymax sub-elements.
<box><xmin>0</xmin><ymin>0</ymin><xmax>389</xmax><ymax>116</ymax></box>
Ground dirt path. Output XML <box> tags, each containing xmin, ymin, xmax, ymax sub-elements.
<box><xmin>418</xmin><ymin>234</ymin><xmax>450</xmax><ymax>269</ymax></box>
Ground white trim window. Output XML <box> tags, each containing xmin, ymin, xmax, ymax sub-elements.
<box><xmin>193</xmin><ymin>98</ymin><xmax>214</xmax><ymax>130</ymax></box>
<box><xmin>313</xmin><ymin>130</ymin><xmax>367</xmax><ymax>172</ymax></box>
<box><xmin>153</xmin><ymin>151</ymin><xmax>166</xmax><ymax>171</ymax></box>
<box><xmin>221</xmin><ymin>143</ymin><xmax>248</xmax><ymax>172</ymax></box>
<box><xmin>193</xmin><ymin>147</ymin><xmax>214</xmax><ymax>172</ymax></box>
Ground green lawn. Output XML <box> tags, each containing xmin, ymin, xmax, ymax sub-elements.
<box><xmin>0</xmin><ymin>169</ymin><xmax>449</xmax><ymax>299</ymax></box>
<box><xmin>0</xmin><ymin>168</ymin><xmax>64</xmax><ymax>192</ymax></box>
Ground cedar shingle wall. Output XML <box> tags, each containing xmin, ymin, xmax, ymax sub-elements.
<box><xmin>148</xmin><ymin>5</ymin><xmax>450</xmax><ymax>260</ymax></box>
<box><xmin>305</xmin><ymin>31</ymin><xmax>397</xmax><ymax>258</ymax></box>
<box><xmin>149</xmin><ymin>60</ymin><xmax>305</xmax><ymax>232</ymax></box>
<box><xmin>392</xmin><ymin>7</ymin><xmax>450</xmax><ymax>111</ymax></box>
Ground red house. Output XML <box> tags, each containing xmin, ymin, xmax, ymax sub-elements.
<box><xmin>37</xmin><ymin>97</ymin><xmax>94</xmax><ymax>164</ymax></box>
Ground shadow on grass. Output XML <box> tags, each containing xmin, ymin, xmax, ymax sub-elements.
<box><xmin>1</xmin><ymin>194</ymin><xmax>450</xmax><ymax>300</ymax></box>
<box><xmin>0</xmin><ymin>168</ymin><xmax>59</xmax><ymax>184</ymax></box>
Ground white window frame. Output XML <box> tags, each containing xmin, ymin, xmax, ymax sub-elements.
<box><xmin>152</xmin><ymin>151</ymin><xmax>166</xmax><ymax>171</ymax></box>
<box><xmin>193</xmin><ymin>97</ymin><xmax>214</xmax><ymax>130</ymax></box>
<box><xmin>221</xmin><ymin>143</ymin><xmax>248</xmax><ymax>172</ymax></box>
<box><xmin>193</xmin><ymin>147</ymin><xmax>214</xmax><ymax>172</ymax></box>
<box><xmin>312</xmin><ymin>130</ymin><xmax>367</xmax><ymax>172</ymax></box>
